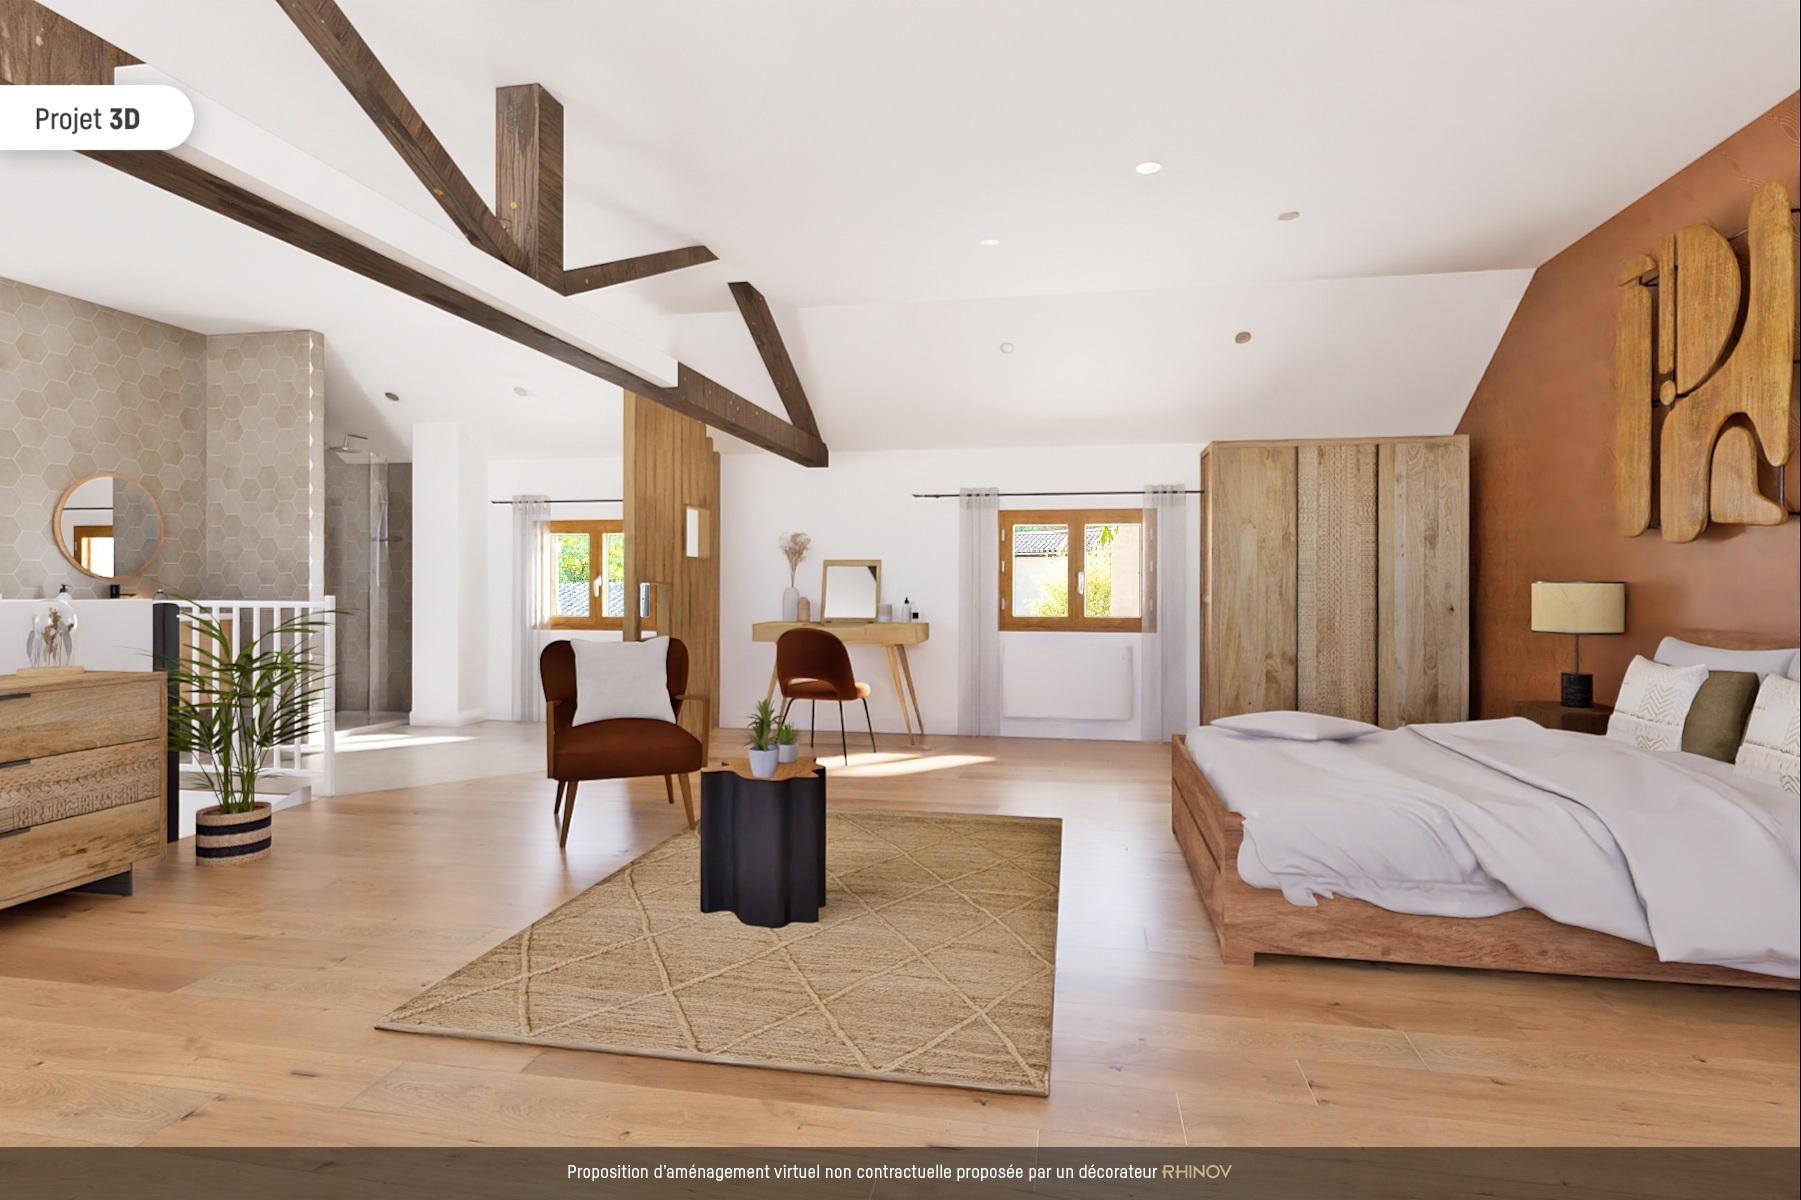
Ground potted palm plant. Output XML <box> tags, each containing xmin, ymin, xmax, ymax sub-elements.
<box><xmin>165</xmin><ymin>606</ymin><xmax>333</xmax><ymax>865</ymax></box>
<box><xmin>746</xmin><ymin>698</ymin><xmax>780</xmax><ymax>778</ymax></box>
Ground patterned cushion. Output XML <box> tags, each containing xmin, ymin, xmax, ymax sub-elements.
<box><xmin>1606</xmin><ymin>656</ymin><xmax>1708</xmax><ymax>753</ymax></box>
<box><xmin>1734</xmin><ymin>674</ymin><xmax>1800</xmax><ymax>795</ymax></box>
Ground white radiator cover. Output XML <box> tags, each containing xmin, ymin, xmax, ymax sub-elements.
<box><xmin>1001</xmin><ymin>640</ymin><xmax>1136</xmax><ymax>721</ymax></box>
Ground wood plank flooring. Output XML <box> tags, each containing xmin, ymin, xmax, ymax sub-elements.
<box><xmin>0</xmin><ymin>734</ymin><xmax>1793</xmax><ymax>1147</ymax></box>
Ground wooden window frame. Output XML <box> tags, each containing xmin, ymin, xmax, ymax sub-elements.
<box><xmin>999</xmin><ymin>507</ymin><xmax>1144</xmax><ymax>633</ymax></box>
<box><xmin>542</xmin><ymin>519</ymin><xmax>627</xmax><ymax>631</ymax></box>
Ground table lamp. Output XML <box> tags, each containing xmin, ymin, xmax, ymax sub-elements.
<box><xmin>1530</xmin><ymin>581</ymin><xmax>1626</xmax><ymax>708</ymax></box>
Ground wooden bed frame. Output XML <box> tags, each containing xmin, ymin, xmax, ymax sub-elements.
<box><xmin>1172</xmin><ymin>629</ymin><xmax>1800</xmax><ymax>990</ymax></box>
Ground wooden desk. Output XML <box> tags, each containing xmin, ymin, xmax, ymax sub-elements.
<box><xmin>752</xmin><ymin>621</ymin><xmax>929</xmax><ymax>743</ymax></box>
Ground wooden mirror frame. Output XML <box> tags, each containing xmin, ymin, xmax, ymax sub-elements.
<box><xmin>52</xmin><ymin>472</ymin><xmax>165</xmax><ymax>582</ymax></box>
<box><xmin>818</xmin><ymin>559</ymin><xmax>882</xmax><ymax>623</ymax></box>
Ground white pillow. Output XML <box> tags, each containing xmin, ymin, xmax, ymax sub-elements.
<box><xmin>570</xmin><ymin>637</ymin><xmax>675</xmax><ymax>726</ymax></box>
<box><xmin>1734</xmin><ymin>674</ymin><xmax>1799</xmax><ymax>795</ymax></box>
<box><xmin>1212</xmin><ymin>711</ymin><xmax>1379</xmax><ymax>742</ymax></box>
<box><xmin>1654</xmin><ymin>637</ymin><xmax>1798</xmax><ymax>682</ymax></box>
<box><xmin>1606</xmin><ymin>656</ymin><xmax>1708</xmax><ymax>753</ymax></box>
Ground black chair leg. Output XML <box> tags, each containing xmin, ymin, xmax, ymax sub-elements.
<box><xmin>838</xmin><ymin>701</ymin><xmax>849</xmax><ymax>764</ymax></box>
<box><xmin>778</xmin><ymin>697</ymin><xmax>792</xmax><ymax>727</ymax></box>
<box><xmin>862</xmin><ymin>697</ymin><xmax>877</xmax><ymax>754</ymax></box>
<box><xmin>810</xmin><ymin>701</ymin><xmax>817</xmax><ymax>747</ymax></box>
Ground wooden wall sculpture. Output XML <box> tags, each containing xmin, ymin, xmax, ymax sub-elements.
<box><xmin>623</xmin><ymin>393</ymin><xmax>721</xmax><ymax>749</ymax></box>
<box><xmin>1615</xmin><ymin>180</ymin><xmax>1799</xmax><ymax>542</ymax></box>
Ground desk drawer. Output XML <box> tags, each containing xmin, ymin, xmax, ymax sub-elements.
<box><xmin>0</xmin><ymin>678</ymin><xmax>165</xmax><ymax>762</ymax></box>
<box><xmin>0</xmin><ymin>740</ymin><xmax>165</xmax><ymax>834</ymax></box>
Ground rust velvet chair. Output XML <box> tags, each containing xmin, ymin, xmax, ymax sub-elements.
<box><xmin>540</xmin><ymin>638</ymin><xmax>708</xmax><ymax>847</ymax></box>
<box><xmin>775</xmin><ymin>627</ymin><xmax>878</xmax><ymax>763</ymax></box>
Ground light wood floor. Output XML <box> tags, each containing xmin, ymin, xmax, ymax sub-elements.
<box><xmin>0</xmin><ymin>734</ymin><xmax>1793</xmax><ymax>1148</ymax></box>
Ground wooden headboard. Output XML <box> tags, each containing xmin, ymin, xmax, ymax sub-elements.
<box><xmin>1671</xmin><ymin>629</ymin><xmax>1800</xmax><ymax>652</ymax></box>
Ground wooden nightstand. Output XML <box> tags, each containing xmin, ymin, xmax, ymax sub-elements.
<box><xmin>1514</xmin><ymin>699</ymin><xmax>1613</xmax><ymax>735</ymax></box>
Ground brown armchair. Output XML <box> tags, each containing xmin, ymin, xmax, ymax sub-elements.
<box><xmin>775</xmin><ymin>627</ymin><xmax>878</xmax><ymax>763</ymax></box>
<box><xmin>540</xmin><ymin>638</ymin><xmax>710</xmax><ymax>847</ymax></box>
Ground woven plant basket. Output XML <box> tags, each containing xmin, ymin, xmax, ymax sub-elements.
<box><xmin>194</xmin><ymin>801</ymin><xmax>273</xmax><ymax>866</ymax></box>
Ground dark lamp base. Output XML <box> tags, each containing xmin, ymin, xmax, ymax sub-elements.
<box><xmin>1561</xmin><ymin>673</ymin><xmax>1595</xmax><ymax>709</ymax></box>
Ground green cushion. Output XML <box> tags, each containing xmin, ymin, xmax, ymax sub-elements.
<box><xmin>1681</xmin><ymin>670</ymin><xmax>1759</xmax><ymax>762</ymax></box>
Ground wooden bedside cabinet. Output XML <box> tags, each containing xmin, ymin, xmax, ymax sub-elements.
<box><xmin>1514</xmin><ymin>699</ymin><xmax>1614</xmax><ymax>735</ymax></box>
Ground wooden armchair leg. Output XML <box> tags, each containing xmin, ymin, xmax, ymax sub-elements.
<box><xmin>677</xmin><ymin>772</ymin><xmax>697</xmax><ymax>830</ymax></box>
<box><xmin>663</xmin><ymin>775</ymin><xmax>677</xmax><ymax>806</ymax></box>
<box><xmin>552</xmin><ymin>779</ymin><xmax>567</xmax><ymax>817</ymax></box>
<box><xmin>558</xmin><ymin>780</ymin><xmax>580</xmax><ymax>848</ymax></box>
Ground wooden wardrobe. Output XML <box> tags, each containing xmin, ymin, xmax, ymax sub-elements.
<box><xmin>1200</xmin><ymin>435</ymin><xmax>1468</xmax><ymax>728</ymax></box>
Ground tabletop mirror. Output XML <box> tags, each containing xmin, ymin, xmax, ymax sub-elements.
<box><xmin>820</xmin><ymin>559</ymin><xmax>881</xmax><ymax>622</ymax></box>
<box><xmin>53</xmin><ymin>473</ymin><xmax>164</xmax><ymax>581</ymax></box>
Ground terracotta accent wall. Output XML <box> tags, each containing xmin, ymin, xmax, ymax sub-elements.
<box><xmin>1458</xmin><ymin>94</ymin><xmax>1800</xmax><ymax>716</ymax></box>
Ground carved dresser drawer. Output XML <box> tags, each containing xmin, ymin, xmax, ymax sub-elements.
<box><xmin>0</xmin><ymin>671</ymin><xmax>168</xmax><ymax>910</ymax></box>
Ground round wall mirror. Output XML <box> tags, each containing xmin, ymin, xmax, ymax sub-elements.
<box><xmin>53</xmin><ymin>473</ymin><xmax>165</xmax><ymax>581</ymax></box>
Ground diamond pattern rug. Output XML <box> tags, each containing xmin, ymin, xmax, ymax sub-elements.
<box><xmin>377</xmin><ymin>810</ymin><xmax>1062</xmax><ymax>1094</ymax></box>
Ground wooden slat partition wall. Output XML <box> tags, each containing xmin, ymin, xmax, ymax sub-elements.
<box><xmin>1378</xmin><ymin>438</ymin><xmax>1470</xmax><ymax>727</ymax></box>
<box><xmin>1201</xmin><ymin>443</ymin><xmax>1297</xmax><ymax>721</ymax></box>
<box><xmin>622</xmin><ymin>393</ymin><xmax>721</xmax><ymax>748</ymax></box>
<box><xmin>1297</xmin><ymin>442</ymin><xmax>1378</xmax><ymax>721</ymax></box>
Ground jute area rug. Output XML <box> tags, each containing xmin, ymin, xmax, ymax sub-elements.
<box><xmin>378</xmin><ymin>810</ymin><xmax>1062</xmax><ymax>1094</ymax></box>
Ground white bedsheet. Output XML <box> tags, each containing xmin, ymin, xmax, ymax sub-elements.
<box><xmin>1185</xmin><ymin>717</ymin><xmax>1800</xmax><ymax>977</ymax></box>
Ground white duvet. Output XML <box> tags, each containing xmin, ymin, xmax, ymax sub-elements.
<box><xmin>1185</xmin><ymin>717</ymin><xmax>1800</xmax><ymax>978</ymax></box>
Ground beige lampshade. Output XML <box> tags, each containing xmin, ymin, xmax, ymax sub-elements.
<box><xmin>1530</xmin><ymin>581</ymin><xmax>1626</xmax><ymax>634</ymax></box>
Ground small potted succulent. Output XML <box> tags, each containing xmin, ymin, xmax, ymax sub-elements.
<box><xmin>776</xmin><ymin>721</ymin><xmax>800</xmax><ymax>764</ymax></box>
<box><xmin>746</xmin><ymin>698</ymin><xmax>779</xmax><ymax>778</ymax></box>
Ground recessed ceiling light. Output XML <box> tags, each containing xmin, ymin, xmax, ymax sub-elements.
<box><xmin>1135</xmin><ymin>162</ymin><xmax>1162</xmax><ymax>175</ymax></box>
<box><xmin>999</xmin><ymin>342</ymin><xmax>1015</xmax><ymax>354</ymax></box>
<box><xmin>978</xmin><ymin>238</ymin><xmax>1000</xmax><ymax>246</ymax></box>
<box><xmin>1277</xmin><ymin>211</ymin><xmax>1300</xmax><ymax>221</ymax></box>
<box><xmin>383</xmin><ymin>391</ymin><xmax>400</xmax><ymax>401</ymax></box>
<box><xmin>512</xmin><ymin>385</ymin><xmax>529</xmax><ymax>397</ymax></box>
<box><xmin>1234</xmin><ymin>331</ymin><xmax>1252</xmax><ymax>344</ymax></box>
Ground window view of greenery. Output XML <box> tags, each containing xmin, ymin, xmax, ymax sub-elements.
<box><xmin>1011</xmin><ymin>524</ymin><xmax>1068</xmax><ymax>617</ymax></box>
<box><xmin>600</xmin><ymin>531</ymin><xmax>626</xmax><ymax>618</ymax></box>
<box><xmin>551</xmin><ymin>531</ymin><xmax>590</xmax><ymax>617</ymax></box>
<box><xmin>1083</xmin><ymin>522</ymin><xmax>1141</xmax><ymax>619</ymax></box>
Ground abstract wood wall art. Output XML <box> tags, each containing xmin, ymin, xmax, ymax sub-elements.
<box><xmin>1614</xmin><ymin>180</ymin><xmax>1798</xmax><ymax>542</ymax></box>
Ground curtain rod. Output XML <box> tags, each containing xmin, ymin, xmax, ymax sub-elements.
<box><xmin>912</xmin><ymin>489</ymin><xmax>1203</xmax><ymax>499</ymax></box>
<box><xmin>489</xmin><ymin>498</ymin><xmax>622</xmax><ymax>505</ymax></box>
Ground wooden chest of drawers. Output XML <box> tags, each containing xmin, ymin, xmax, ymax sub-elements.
<box><xmin>1</xmin><ymin>671</ymin><xmax>167</xmax><ymax>909</ymax></box>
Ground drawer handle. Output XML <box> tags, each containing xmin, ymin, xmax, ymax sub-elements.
<box><xmin>0</xmin><ymin>826</ymin><xmax>30</xmax><ymax>839</ymax></box>
<box><xmin>0</xmin><ymin>692</ymin><xmax>30</xmax><ymax>702</ymax></box>
<box><xmin>0</xmin><ymin>758</ymin><xmax>29</xmax><ymax>770</ymax></box>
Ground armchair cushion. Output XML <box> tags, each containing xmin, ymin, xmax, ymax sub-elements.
<box><xmin>571</xmin><ymin>637</ymin><xmax>676</xmax><ymax>726</ymax></box>
<box><xmin>553</xmin><ymin>718</ymin><xmax>703</xmax><ymax>780</ymax></box>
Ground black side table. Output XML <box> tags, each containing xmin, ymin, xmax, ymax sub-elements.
<box><xmin>699</xmin><ymin>757</ymin><xmax>826</xmax><ymax>928</ymax></box>
<box><xmin>1513</xmin><ymin>699</ymin><xmax>1614</xmax><ymax>735</ymax></box>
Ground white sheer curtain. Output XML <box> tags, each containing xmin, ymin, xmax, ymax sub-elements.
<box><xmin>512</xmin><ymin>494</ymin><xmax>550</xmax><ymax>722</ymax></box>
<box><xmin>1140</xmin><ymin>484</ymin><xmax>1189</xmax><ymax>742</ymax></box>
<box><xmin>957</xmin><ymin>487</ymin><xmax>1002</xmax><ymax>736</ymax></box>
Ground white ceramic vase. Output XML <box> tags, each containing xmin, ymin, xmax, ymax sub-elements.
<box><xmin>781</xmin><ymin>586</ymin><xmax>800</xmax><ymax>621</ymax></box>
<box><xmin>777</xmin><ymin>742</ymin><xmax>799</xmax><ymax>764</ymax></box>
<box><xmin>748</xmin><ymin>747</ymin><xmax>780</xmax><ymax>778</ymax></box>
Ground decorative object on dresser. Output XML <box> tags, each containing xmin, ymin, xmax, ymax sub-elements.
<box><xmin>700</xmin><ymin>755</ymin><xmax>826</xmax><ymax>927</ymax></box>
<box><xmin>1529</xmin><ymin>580</ymin><xmax>1626</xmax><ymax>708</ymax></box>
<box><xmin>21</xmin><ymin>588</ymin><xmax>82</xmax><ymax>677</ymax></box>
<box><xmin>0</xmin><ymin>670</ymin><xmax>167</xmax><ymax>910</ymax></box>
<box><xmin>778</xmin><ymin>531</ymin><xmax>810</xmax><ymax>622</ymax></box>
<box><xmin>164</xmin><ymin>606</ymin><xmax>333</xmax><ymax>865</ymax></box>
<box><xmin>1614</xmin><ymin>179</ymin><xmax>1798</xmax><ymax>542</ymax></box>
<box><xmin>1200</xmin><ymin>435</ymin><xmax>1468</xmax><ymax>728</ymax></box>
<box><xmin>1513</xmin><ymin>699</ymin><xmax>1613</xmax><ymax>735</ymax></box>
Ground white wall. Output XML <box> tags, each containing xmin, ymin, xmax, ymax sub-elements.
<box><xmin>410</xmin><ymin>423</ymin><xmax>489</xmax><ymax>725</ymax></box>
<box><xmin>720</xmin><ymin>443</ymin><xmax>1204</xmax><ymax>742</ymax></box>
<box><xmin>485</xmin><ymin>457</ymin><xmax>626</xmax><ymax>720</ymax></box>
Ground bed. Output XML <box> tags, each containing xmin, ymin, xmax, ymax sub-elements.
<box><xmin>1171</xmin><ymin>630</ymin><xmax>1800</xmax><ymax>989</ymax></box>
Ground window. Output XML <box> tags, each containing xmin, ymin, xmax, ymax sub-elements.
<box><xmin>542</xmin><ymin>520</ymin><xmax>628</xmax><ymax>630</ymax></box>
<box><xmin>1000</xmin><ymin>508</ymin><xmax>1143</xmax><ymax>632</ymax></box>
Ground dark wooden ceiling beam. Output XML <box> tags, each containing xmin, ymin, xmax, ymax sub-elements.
<box><xmin>728</xmin><ymin>280</ymin><xmax>821</xmax><ymax>440</ymax></box>
<box><xmin>495</xmin><ymin>82</ymin><xmax>564</xmax><ymax>289</ymax></box>
<box><xmin>273</xmin><ymin>0</ymin><xmax>528</xmax><ymax>273</ymax></box>
<box><xmin>0</xmin><ymin>0</ymin><xmax>135</xmax><ymax>84</ymax></box>
<box><xmin>562</xmin><ymin>245</ymin><xmax>718</xmax><ymax>294</ymax></box>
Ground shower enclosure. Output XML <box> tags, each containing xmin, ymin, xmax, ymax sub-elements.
<box><xmin>325</xmin><ymin>441</ymin><xmax>412</xmax><ymax>727</ymax></box>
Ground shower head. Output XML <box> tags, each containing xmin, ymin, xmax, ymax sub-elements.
<box><xmin>329</xmin><ymin>433</ymin><xmax>369</xmax><ymax>461</ymax></box>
